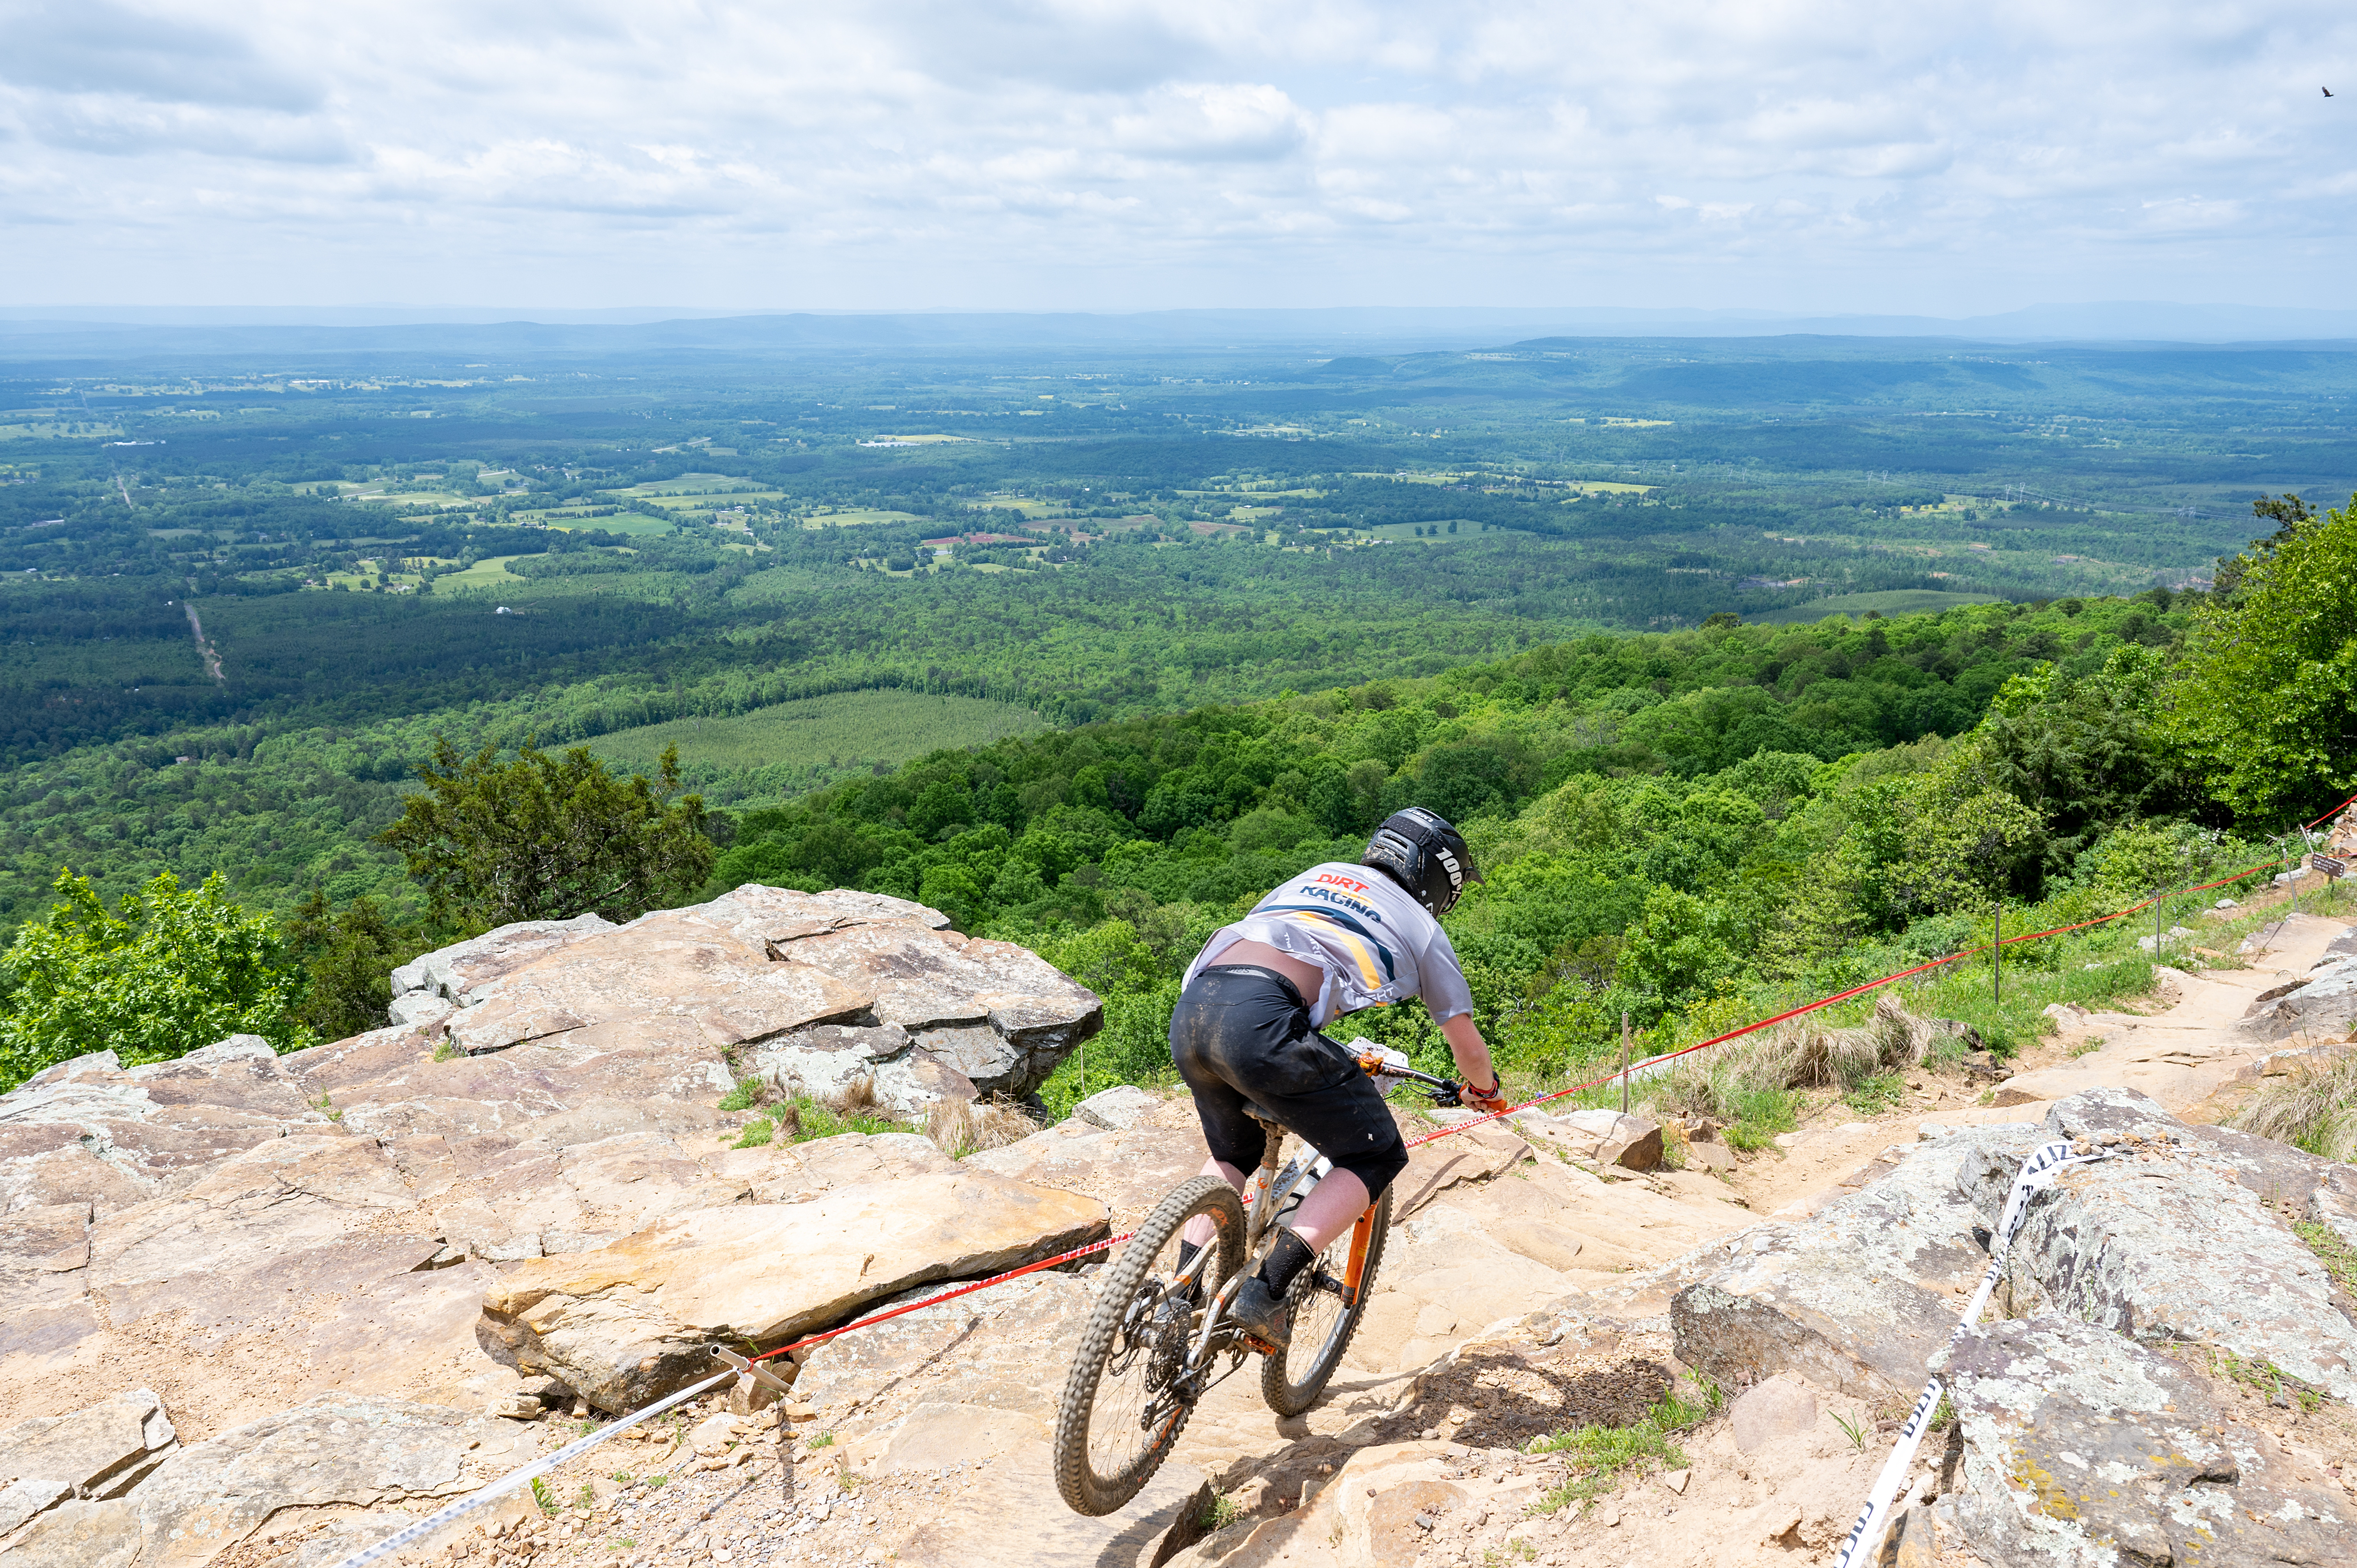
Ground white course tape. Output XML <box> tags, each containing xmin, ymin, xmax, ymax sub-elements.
<box><xmin>329</xmin><ymin>1366</ymin><xmax>737</xmax><ymax>1568</ymax></box>
<box><xmin>1829</xmin><ymin>1138</ymin><xmax>2109</xmax><ymax>1568</ymax></box>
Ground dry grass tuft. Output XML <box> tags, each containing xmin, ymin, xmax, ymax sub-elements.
<box><xmin>1654</xmin><ymin>996</ymin><xmax>1975</xmax><ymax>1121</ymax></box>
<box><xmin>827</xmin><ymin>1073</ymin><xmax>878</xmax><ymax>1116</ymax></box>
<box><xmin>925</xmin><ymin>1095</ymin><xmax>1040</xmax><ymax>1158</ymax></box>
<box><xmin>2228</xmin><ymin>1051</ymin><xmax>2357</xmax><ymax>1162</ymax></box>
<box><xmin>772</xmin><ymin>1100</ymin><xmax>803</xmax><ymax>1140</ymax></box>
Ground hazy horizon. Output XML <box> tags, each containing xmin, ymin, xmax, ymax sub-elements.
<box><xmin>6</xmin><ymin>2</ymin><xmax>2352</xmax><ymax>316</ymax></box>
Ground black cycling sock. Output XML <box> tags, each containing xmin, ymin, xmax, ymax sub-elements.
<box><xmin>1176</xmin><ymin>1239</ymin><xmax>1201</xmax><ymax>1277</ymax></box>
<box><xmin>1256</xmin><ymin>1229</ymin><xmax>1317</xmax><ymax>1295</ymax></box>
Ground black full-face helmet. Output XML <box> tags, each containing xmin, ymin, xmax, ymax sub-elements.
<box><xmin>1361</xmin><ymin>807</ymin><xmax>1482</xmax><ymax>916</ymax></box>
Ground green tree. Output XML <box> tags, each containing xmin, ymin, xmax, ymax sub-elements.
<box><xmin>282</xmin><ymin>890</ymin><xmax>426</xmax><ymax>1042</ymax></box>
<box><xmin>2164</xmin><ymin>491</ymin><xmax>2357</xmax><ymax>821</ymax></box>
<box><xmin>379</xmin><ymin>740</ymin><xmax>716</xmax><ymax>931</ymax></box>
<box><xmin>0</xmin><ymin>870</ymin><xmax>304</xmax><ymax>1091</ymax></box>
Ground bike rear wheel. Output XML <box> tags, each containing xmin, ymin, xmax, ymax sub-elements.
<box><xmin>1052</xmin><ymin>1175</ymin><xmax>1246</xmax><ymax>1516</ymax></box>
<box><xmin>1259</xmin><ymin>1186</ymin><xmax>1391</xmax><ymax>1416</ymax></box>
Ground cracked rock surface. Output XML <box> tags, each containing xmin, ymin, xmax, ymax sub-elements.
<box><xmin>1942</xmin><ymin>1315</ymin><xmax>2349</xmax><ymax>1566</ymax></box>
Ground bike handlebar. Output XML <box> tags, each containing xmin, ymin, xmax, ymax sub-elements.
<box><xmin>1355</xmin><ymin>1052</ymin><xmax>1465</xmax><ymax>1107</ymax></box>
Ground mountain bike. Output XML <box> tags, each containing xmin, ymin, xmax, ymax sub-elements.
<box><xmin>1051</xmin><ymin>1050</ymin><xmax>1467</xmax><ymax>1516</ymax></box>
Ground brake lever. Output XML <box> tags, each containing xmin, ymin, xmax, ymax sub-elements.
<box><xmin>1427</xmin><ymin>1082</ymin><xmax>1463</xmax><ymax>1109</ymax></box>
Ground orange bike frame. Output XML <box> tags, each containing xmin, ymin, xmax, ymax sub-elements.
<box><xmin>1341</xmin><ymin>1206</ymin><xmax>1378</xmax><ymax>1307</ymax></box>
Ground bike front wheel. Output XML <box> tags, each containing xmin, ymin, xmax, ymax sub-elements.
<box><xmin>1052</xmin><ymin>1175</ymin><xmax>1246</xmax><ymax>1516</ymax></box>
<box><xmin>1260</xmin><ymin>1186</ymin><xmax>1391</xmax><ymax>1417</ymax></box>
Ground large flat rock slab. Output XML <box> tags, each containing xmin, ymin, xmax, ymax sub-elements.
<box><xmin>1942</xmin><ymin>1315</ymin><xmax>2349</xmax><ymax>1566</ymax></box>
<box><xmin>0</xmin><ymin>1394</ymin><xmax>531</xmax><ymax>1568</ymax></box>
<box><xmin>442</xmin><ymin>913</ymin><xmax>875</xmax><ymax>1056</ymax></box>
<box><xmin>482</xmin><ymin>1169</ymin><xmax>1110</xmax><ymax>1411</ymax></box>
<box><xmin>0</xmin><ymin>1039</ymin><xmax>334</xmax><ymax>1224</ymax></box>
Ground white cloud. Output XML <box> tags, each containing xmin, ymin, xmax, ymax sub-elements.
<box><xmin>0</xmin><ymin>0</ymin><xmax>2352</xmax><ymax>310</ymax></box>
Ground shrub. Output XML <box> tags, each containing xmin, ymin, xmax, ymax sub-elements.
<box><xmin>0</xmin><ymin>870</ymin><xmax>305</xmax><ymax>1091</ymax></box>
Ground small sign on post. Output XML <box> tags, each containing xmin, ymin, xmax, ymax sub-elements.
<box><xmin>2312</xmin><ymin>853</ymin><xmax>2347</xmax><ymax>881</ymax></box>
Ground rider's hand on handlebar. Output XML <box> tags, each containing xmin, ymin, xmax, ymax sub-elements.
<box><xmin>1462</xmin><ymin>1077</ymin><xmax>1509</xmax><ymax>1115</ymax></box>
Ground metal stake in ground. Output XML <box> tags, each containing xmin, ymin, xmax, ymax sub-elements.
<box><xmin>1620</xmin><ymin>1011</ymin><xmax>1631</xmax><ymax>1116</ymax></box>
<box><xmin>1993</xmin><ymin>900</ymin><xmax>2002</xmax><ymax>1005</ymax></box>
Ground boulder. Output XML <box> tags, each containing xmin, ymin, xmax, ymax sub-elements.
<box><xmin>758</xmin><ymin>921</ymin><xmax>1101</xmax><ymax>1095</ymax></box>
<box><xmin>1941</xmin><ymin>1315</ymin><xmax>2349</xmax><ymax>1565</ymax></box>
<box><xmin>1671</xmin><ymin>1125</ymin><xmax>2037</xmax><ymax>1397</ymax></box>
<box><xmin>383</xmin><ymin>885</ymin><xmax>1100</xmax><ymax>1102</ymax></box>
<box><xmin>1990</xmin><ymin>1125</ymin><xmax>2357</xmax><ymax>1402</ymax></box>
<box><xmin>2242</xmin><ymin>950</ymin><xmax>2357</xmax><ymax>1040</ymax></box>
<box><xmin>481</xmin><ymin>1169</ymin><xmax>1109</xmax><ymax>1410</ymax></box>
<box><xmin>1726</xmin><ymin>1374</ymin><xmax>1817</xmax><ymax>1455</ymax></box>
<box><xmin>747</xmin><ymin>1020</ymin><xmax>979</xmax><ymax>1116</ymax></box>
<box><xmin>1071</xmin><ymin>1084</ymin><xmax>1159</xmax><ymax>1132</ymax></box>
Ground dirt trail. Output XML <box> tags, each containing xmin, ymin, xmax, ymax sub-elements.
<box><xmin>185</xmin><ymin>601</ymin><xmax>224</xmax><ymax>682</ymax></box>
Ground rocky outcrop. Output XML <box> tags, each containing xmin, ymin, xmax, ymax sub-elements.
<box><xmin>389</xmin><ymin>885</ymin><xmax>1100</xmax><ymax>1107</ymax></box>
<box><xmin>0</xmin><ymin>885</ymin><xmax>1120</xmax><ymax>1562</ymax></box>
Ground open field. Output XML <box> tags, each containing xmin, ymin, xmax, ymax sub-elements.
<box><xmin>438</xmin><ymin>554</ymin><xmax>528</xmax><ymax>589</ymax></box>
<box><xmin>1364</xmin><ymin>520</ymin><xmax>1522</xmax><ymax>542</ymax></box>
<box><xmin>0</xmin><ymin>422</ymin><xmax>122</xmax><ymax>440</ymax></box>
<box><xmin>538</xmin><ymin>512</ymin><xmax>678</xmax><ymax>535</ymax></box>
<box><xmin>585</xmin><ymin>689</ymin><xmax>1051</xmax><ymax>793</ymax></box>
<box><xmin>1753</xmin><ymin>588</ymin><xmax>2005</xmax><ymax>623</ymax></box>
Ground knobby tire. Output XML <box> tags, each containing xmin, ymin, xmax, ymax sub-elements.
<box><xmin>1052</xmin><ymin>1175</ymin><xmax>1246</xmax><ymax>1517</ymax></box>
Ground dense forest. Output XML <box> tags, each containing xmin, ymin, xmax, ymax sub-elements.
<box><xmin>0</xmin><ymin>327</ymin><xmax>2352</xmax><ymax>1110</ymax></box>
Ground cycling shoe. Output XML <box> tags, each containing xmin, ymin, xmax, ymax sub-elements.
<box><xmin>1228</xmin><ymin>1275</ymin><xmax>1292</xmax><ymax>1350</ymax></box>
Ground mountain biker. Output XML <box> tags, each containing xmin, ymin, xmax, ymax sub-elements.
<box><xmin>1168</xmin><ymin>807</ymin><xmax>1507</xmax><ymax>1348</ymax></box>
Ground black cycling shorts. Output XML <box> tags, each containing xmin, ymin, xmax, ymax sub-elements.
<box><xmin>1167</xmin><ymin>964</ymin><xmax>1409</xmax><ymax>1199</ymax></box>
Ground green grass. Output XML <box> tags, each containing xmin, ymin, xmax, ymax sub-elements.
<box><xmin>1752</xmin><ymin>590</ymin><xmax>2004</xmax><ymax>625</ymax></box>
<box><xmin>2291</xmin><ymin>1218</ymin><xmax>2357</xmax><ymax>1297</ymax></box>
<box><xmin>1723</xmin><ymin>1087</ymin><xmax>1798</xmax><ymax>1150</ymax></box>
<box><xmin>425</xmin><ymin>554</ymin><xmax>531</xmax><ymax>590</ymax></box>
<box><xmin>588</xmin><ymin>689</ymin><xmax>1050</xmax><ymax>786</ymax></box>
<box><xmin>1527</xmin><ymin>1384</ymin><xmax>1721</xmax><ymax>1513</ymax></box>
<box><xmin>783</xmin><ymin>1098</ymin><xmax>908</xmax><ymax>1143</ymax></box>
<box><xmin>732</xmin><ymin>1116</ymin><xmax>776</xmax><ymax>1148</ymax></box>
<box><xmin>1841</xmin><ymin>1072</ymin><xmax>1906</xmax><ymax>1116</ymax></box>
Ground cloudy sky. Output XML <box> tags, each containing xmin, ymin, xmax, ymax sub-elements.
<box><xmin>3</xmin><ymin>0</ymin><xmax>2352</xmax><ymax>313</ymax></box>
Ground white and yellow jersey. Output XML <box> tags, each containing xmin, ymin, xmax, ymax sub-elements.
<box><xmin>1183</xmin><ymin>862</ymin><xmax>1475</xmax><ymax>1029</ymax></box>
